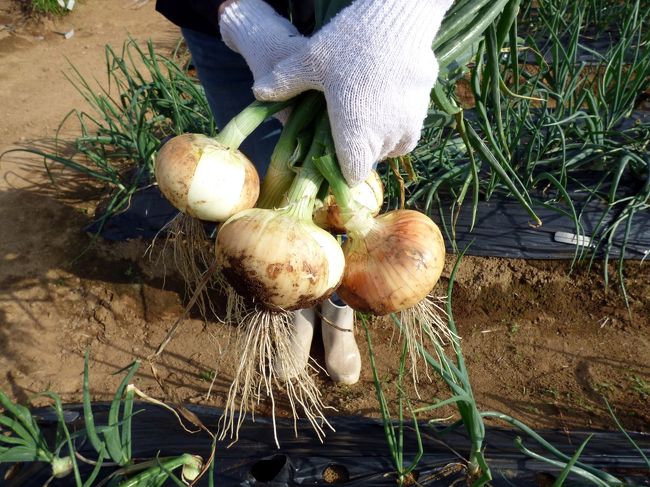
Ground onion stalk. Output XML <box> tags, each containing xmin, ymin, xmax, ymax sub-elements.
<box><xmin>257</xmin><ymin>92</ymin><xmax>325</xmax><ymax>209</ymax></box>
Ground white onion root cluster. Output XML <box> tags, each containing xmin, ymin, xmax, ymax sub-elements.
<box><xmin>219</xmin><ymin>308</ymin><xmax>333</xmax><ymax>447</ymax></box>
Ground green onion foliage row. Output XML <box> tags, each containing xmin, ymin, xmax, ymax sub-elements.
<box><xmin>0</xmin><ymin>353</ymin><xmax>210</xmax><ymax>486</ymax></box>
<box><xmin>3</xmin><ymin>38</ymin><xmax>215</xmax><ymax>232</ymax></box>
<box><xmin>384</xmin><ymin>0</ymin><xmax>649</xmax><ymax>298</ymax></box>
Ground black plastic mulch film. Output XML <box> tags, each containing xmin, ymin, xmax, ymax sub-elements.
<box><xmin>427</xmin><ymin>196</ymin><xmax>650</xmax><ymax>260</ymax></box>
<box><xmin>2</xmin><ymin>404</ymin><xmax>649</xmax><ymax>486</ymax></box>
<box><xmin>88</xmin><ymin>182</ymin><xmax>650</xmax><ymax>261</ymax></box>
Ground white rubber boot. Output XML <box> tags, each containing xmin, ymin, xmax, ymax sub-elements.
<box><xmin>275</xmin><ymin>308</ymin><xmax>316</xmax><ymax>381</ymax></box>
<box><xmin>321</xmin><ymin>299</ymin><xmax>361</xmax><ymax>385</ymax></box>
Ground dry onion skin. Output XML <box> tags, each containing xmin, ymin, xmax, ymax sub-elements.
<box><xmin>313</xmin><ymin>152</ymin><xmax>446</xmax><ymax>316</ymax></box>
<box><xmin>337</xmin><ymin>210</ymin><xmax>454</xmax><ymax>383</ymax></box>
<box><xmin>216</xmin><ymin>207</ymin><xmax>345</xmax><ymax>311</ymax></box>
<box><xmin>337</xmin><ymin>209</ymin><xmax>446</xmax><ymax>315</ymax></box>
<box><xmin>154</xmin><ymin>100</ymin><xmax>288</xmax><ymax>222</ymax></box>
<box><xmin>154</xmin><ymin>101</ymin><xmax>288</xmax><ymax>222</ymax></box>
<box><xmin>216</xmin><ymin>112</ymin><xmax>345</xmax><ymax>312</ymax></box>
<box><xmin>155</xmin><ymin>133</ymin><xmax>260</xmax><ymax>222</ymax></box>
<box><xmin>313</xmin><ymin>169</ymin><xmax>384</xmax><ymax>234</ymax></box>
<box><xmin>154</xmin><ymin>135</ymin><xmax>257</xmax><ymax>324</ymax></box>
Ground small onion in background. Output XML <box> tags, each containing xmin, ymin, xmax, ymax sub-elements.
<box><xmin>312</xmin><ymin>170</ymin><xmax>384</xmax><ymax>234</ymax></box>
<box><xmin>155</xmin><ymin>133</ymin><xmax>260</xmax><ymax>222</ymax></box>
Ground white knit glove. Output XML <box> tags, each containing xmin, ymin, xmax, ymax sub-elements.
<box><xmin>252</xmin><ymin>0</ymin><xmax>453</xmax><ymax>186</ymax></box>
<box><xmin>219</xmin><ymin>0</ymin><xmax>306</xmax><ymax>87</ymax></box>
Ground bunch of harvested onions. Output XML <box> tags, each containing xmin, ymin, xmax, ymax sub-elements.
<box><xmin>216</xmin><ymin>115</ymin><xmax>343</xmax><ymax>446</ymax></box>
<box><xmin>145</xmin><ymin>0</ymin><xmax>538</xmax><ymax>452</ymax></box>
<box><xmin>153</xmin><ymin>93</ymin><xmax>451</xmax><ymax>442</ymax></box>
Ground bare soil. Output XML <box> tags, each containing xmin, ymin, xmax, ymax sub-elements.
<box><xmin>0</xmin><ymin>0</ymin><xmax>649</xmax><ymax>451</ymax></box>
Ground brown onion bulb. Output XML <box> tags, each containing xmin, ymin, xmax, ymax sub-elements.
<box><xmin>312</xmin><ymin>170</ymin><xmax>384</xmax><ymax>234</ymax></box>
<box><xmin>216</xmin><ymin>208</ymin><xmax>345</xmax><ymax>311</ymax></box>
<box><xmin>155</xmin><ymin>134</ymin><xmax>259</xmax><ymax>222</ymax></box>
<box><xmin>336</xmin><ymin>210</ymin><xmax>446</xmax><ymax>315</ymax></box>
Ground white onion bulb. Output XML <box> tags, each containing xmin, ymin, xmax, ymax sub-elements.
<box><xmin>337</xmin><ymin>209</ymin><xmax>446</xmax><ymax>315</ymax></box>
<box><xmin>155</xmin><ymin>133</ymin><xmax>259</xmax><ymax>222</ymax></box>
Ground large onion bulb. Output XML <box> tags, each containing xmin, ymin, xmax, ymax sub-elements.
<box><xmin>336</xmin><ymin>210</ymin><xmax>446</xmax><ymax>315</ymax></box>
<box><xmin>155</xmin><ymin>133</ymin><xmax>259</xmax><ymax>222</ymax></box>
<box><xmin>313</xmin><ymin>170</ymin><xmax>384</xmax><ymax>234</ymax></box>
<box><xmin>216</xmin><ymin>208</ymin><xmax>345</xmax><ymax>311</ymax></box>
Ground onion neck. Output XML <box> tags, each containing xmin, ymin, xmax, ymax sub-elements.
<box><xmin>311</xmin><ymin>127</ymin><xmax>376</xmax><ymax>238</ymax></box>
<box><xmin>258</xmin><ymin>92</ymin><xmax>325</xmax><ymax>208</ymax></box>
<box><xmin>214</xmin><ymin>100</ymin><xmax>290</xmax><ymax>150</ymax></box>
<box><xmin>285</xmin><ymin>171</ymin><xmax>320</xmax><ymax>221</ymax></box>
<box><xmin>283</xmin><ymin>115</ymin><xmax>330</xmax><ymax>221</ymax></box>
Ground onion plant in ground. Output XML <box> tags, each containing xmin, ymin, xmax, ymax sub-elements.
<box><xmin>384</xmin><ymin>0</ymin><xmax>649</xmax><ymax>298</ymax></box>
<box><xmin>3</xmin><ymin>38</ymin><xmax>215</xmax><ymax>232</ymax></box>
<box><xmin>0</xmin><ymin>353</ymin><xmax>210</xmax><ymax>486</ymax></box>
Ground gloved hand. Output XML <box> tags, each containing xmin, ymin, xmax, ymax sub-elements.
<box><xmin>219</xmin><ymin>0</ymin><xmax>306</xmax><ymax>87</ymax></box>
<box><xmin>251</xmin><ymin>0</ymin><xmax>453</xmax><ymax>186</ymax></box>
